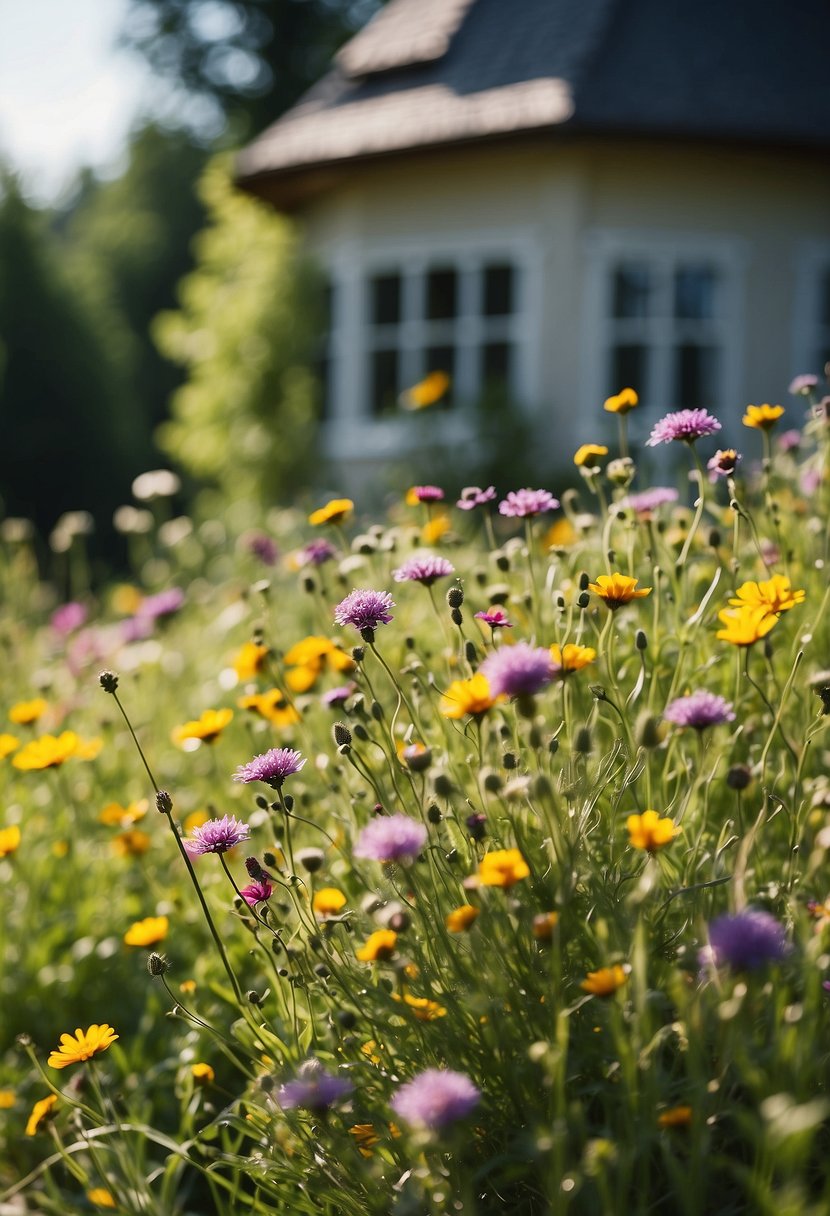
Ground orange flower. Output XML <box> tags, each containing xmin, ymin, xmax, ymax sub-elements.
<box><xmin>47</xmin><ymin>1024</ymin><xmax>118</xmax><ymax>1069</ymax></box>
<box><xmin>603</xmin><ymin>388</ymin><xmax>638</xmax><ymax>415</ymax></box>
<box><xmin>728</xmin><ymin>574</ymin><xmax>805</xmax><ymax>616</ymax></box>
<box><xmin>549</xmin><ymin>643</ymin><xmax>596</xmax><ymax>674</ymax></box>
<box><xmin>422</xmin><ymin>513</ymin><xmax>451</xmax><ymax>544</ymax></box>
<box><xmin>478</xmin><ymin>848</ymin><xmax>530</xmax><ymax>888</ymax></box>
<box><xmin>313</xmin><ymin>888</ymin><xmax>347</xmax><ymax>918</ymax></box>
<box><xmin>191</xmin><ymin>1062</ymin><xmax>215</xmax><ymax>1085</ymax></box>
<box><xmin>742</xmin><ymin>403</ymin><xmax>784</xmax><ymax>430</ymax></box>
<box><xmin>25</xmin><ymin>1094</ymin><xmax>58</xmax><ymax>1136</ymax></box>
<box><xmin>9</xmin><ymin>698</ymin><xmax>48</xmax><ymax>725</ymax></box>
<box><xmin>580</xmin><ymin>965</ymin><xmax>628</xmax><ymax>997</ymax></box>
<box><xmin>657</xmin><ymin>1105</ymin><xmax>693</xmax><ymax>1128</ymax></box>
<box><xmin>445</xmin><ymin>904</ymin><xmax>480</xmax><ymax>932</ymax></box>
<box><xmin>356</xmin><ymin>929</ymin><xmax>397</xmax><ymax>962</ymax></box>
<box><xmin>716</xmin><ymin>605</ymin><xmax>777</xmax><ymax>646</ymax></box>
<box><xmin>12</xmin><ymin>732</ymin><xmax>78</xmax><ymax>770</ymax></box>
<box><xmin>0</xmin><ymin>825</ymin><xmax>21</xmax><ymax>857</ymax></box>
<box><xmin>99</xmin><ymin>800</ymin><xmax>148</xmax><ymax>826</ymax></box>
<box><xmin>308</xmin><ymin>498</ymin><xmax>353</xmax><ymax>526</ymax></box>
<box><xmin>349</xmin><ymin>1123</ymin><xmax>380</xmax><ymax>1157</ymax></box>
<box><xmin>112</xmin><ymin>830</ymin><xmax>151</xmax><ymax>858</ymax></box>
<box><xmin>439</xmin><ymin>674</ymin><xmax>500</xmax><ymax>719</ymax></box>
<box><xmin>392</xmin><ymin>994</ymin><xmax>447</xmax><ymax>1020</ymax></box>
<box><xmin>589</xmin><ymin>573</ymin><xmax>651</xmax><ymax>609</ymax></box>
<box><xmin>86</xmin><ymin>1189</ymin><xmax>117</xmax><ymax>1209</ymax></box>
<box><xmin>172</xmin><ymin>708</ymin><xmax>233</xmax><ymax>746</ymax></box>
<box><xmin>399</xmin><ymin>370</ymin><xmax>450</xmax><ymax>411</ymax></box>
<box><xmin>124</xmin><ymin>916</ymin><xmax>169</xmax><ymax>947</ymax></box>
<box><xmin>627</xmin><ymin>810</ymin><xmax>680</xmax><ymax>853</ymax></box>
<box><xmin>532</xmin><ymin>911</ymin><xmax>559</xmax><ymax>940</ymax></box>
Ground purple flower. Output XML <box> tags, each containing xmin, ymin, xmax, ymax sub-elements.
<box><xmin>245</xmin><ymin>532</ymin><xmax>279</xmax><ymax>566</ymax></box>
<box><xmin>392</xmin><ymin>554</ymin><xmax>455</xmax><ymax>586</ymax></box>
<box><xmin>278</xmin><ymin>1060</ymin><xmax>354</xmax><ymax>1112</ymax></box>
<box><xmin>789</xmin><ymin>373</ymin><xmax>818</xmax><ymax>396</ymax></box>
<box><xmin>498</xmin><ymin>489</ymin><xmax>560</xmax><ymax>518</ymax></box>
<box><xmin>623</xmin><ymin>487</ymin><xmax>679</xmax><ymax>515</ymax></box>
<box><xmin>646</xmin><ymin>409</ymin><xmax>722</xmax><ymax>447</ymax></box>
<box><xmin>409</xmin><ymin>485</ymin><xmax>444</xmax><ymax>503</ymax></box>
<box><xmin>239</xmin><ymin>878</ymin><xmax>273</xmax><ymax>906</ymax></box>
<box><xmin>321</xmin><ymin>683</ymin><xmax>356</xmax><ymax>708</ymax></box>
<box><xmin>707</xmin><ymin>449</ymin><xmax>742</xmax><ymax>480</ymax></box>
<box><xmin>457</xmin><ymin>485</ymin><xmax>496</xmax><ymax>510</ymax></box>
<box><xmin>121</xmin><ymin>615</ymin><xmax>154</xmax><ymax>643</ymax></box>
<box><xmin>137</xmin><ymin>588</ymin><xmax>185</xmax><ymax>620</ymax></box>
<box><xmin>51</xmin><ymin>602</ymin><xmax>87</xmax><ymax>635</ymax></box>
<box><xmin>234</xmin><ymin>747</ymin><xmax>306</xmax><ymax>788</ymax></box>
<box><xmin>334</xmin><ymin>589</ymin><xmax>395</xmax><ymax>634</ymax></box>
<box><xmin>185</xmin><ymin>814</ymin><xmax>252</xmax><ymax>856</ymax></box>
<box><xmin>664</xmin><ymin>691</ymin><xmax>736</xmax><ymax>730</ymax></box>
<box><xmin>354</xmin><ymin>813</ymin><xmax>428</xmax><ymax>863</ymax></box>
<box><xmin>800</xmin><ymin>467</ymin><xmax>822</xmax><ymax>496</ymax></box>
<box><xmin>391</xmin><ymin>1069</ymin><xmax>481</xmax><ymax>1129</ymax></box>
<box><xmin>700</xmin><ymin>909</ymin><xmax>790</xmax><ymax>971</ymax></box>
<box><xmin>301</xmin><ymin>539</ymin><xmax>337</xmax><ymax>567</ymax></box>
<box><xmin>777</xmin><ymin>429</ymin><xmax>802</xmax><ymax>453</ymax></box>
<box><xmin>475</xmin><ymin>608</ymin><xmax>512</xmax><ymax>629</ymax></box>
<box><xmin>480</xmin><ymin>642</ymin><xmax>555</xmax><ymax>698</ymax></box>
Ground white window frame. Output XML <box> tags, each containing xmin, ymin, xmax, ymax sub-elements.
<box><xmin>792</xmin><ymin>240</ymin><xmax>830</xmax><ymax>380</ymax></box>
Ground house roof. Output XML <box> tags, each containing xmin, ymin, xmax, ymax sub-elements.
<box><xmin>237</xmin><ymin>0</ymin><xmax>830</xmax><ymax>199</ymax></box>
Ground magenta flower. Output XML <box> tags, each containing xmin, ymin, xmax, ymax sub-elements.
<box><xmin>354</xmin><ymin>814</ymin><xmax>428</xmax><ymax>863</ymax></box>
<box><xmin>457</xmin><ymin>485</ymin><xmax>496</xmax><ymax>510</ymax></box>
<box><xmin>623</xmin><ymin>487</ymin><xmax>679</xmax><ymax>515</ymax></box>
<box><xmin>239</xmin><ymin>878</ymin><xmax>273</xmax><ymax>906</ymax></box>
<box><xmin>300</xmin><ymin>539</ymin><xmax>337</xmax><ymax>567</ymax></box>
<box><xmin>391</xmin><ymin>1069</ymin><xmax>481</xmax><ymax>1129</ymax></box>
<box><xmin>137</xmin><ymin>588</ymin><xmax>185</xmax><ymax>621</ymax></box>
<box><xmin>245</xmin><ymin>532</ymin><xmax>279</xmax><ymax>566</ymax></box>
<box><xmin>185</xmin><ymin>814</ymin><xmax>252</xmax><ymax>856</ymax></box>
<box><xmin>707</xmin><ymin>449</ymin><xmax>742</xmax><ymax>480</ymax></box>
<box><xmin>777</xmin><ymin>429</ymin><xmax>802</xmax><ymax>453</ymax></box>
<box><xmin>646</xmin><ymin>409</ymin><xmax>722</xmax><ymax>447</ymax></box>
<box><xmin>234</xmin><ymin>747</ymin><xmax>306</xmax><ymax>789</ymax></box>
<box><xmin>498</xmin><ymin>488</ymin><xmax>559</xmax><ymax>518</ymax></box>
<box><xmin>480</xmin><ymin>642</ymin><xmax>555</xmax><ymax>698</ymax></box>
<box><xmin>278</xmin><ymin>1060</ymin><xmax>354</xmax><ymax>1112</ymax></box>
<box><xmin>700</xmin><ymin>909</ymin><xmax>790</xmax><ymax>971</ymax></box>
<box><xmin>334</xmin><ymin>589</ymin><xmax>395</xmax><ymax>634</ymax></box>
<box><xmin>50</xmin><ymin>602</ymin><xmax>88</xmax><ymax>634</ymax></box>
<box><xmin>392</xmin><ymin>554</ymin><xmax>455</xmax><ymax>585</ymax></box>
<box><xmin>321</xmin><ymin>683</ymin><xmax>356</xmax><ymax>708</ymax></box>
<box><xmin>409</xmin><ymin>485</ymin><xmax>444</xmax><ymax>503</ymax></box>
<box><xmin>664</xmin><ymin>691</ymin><xmax>736</xmax><ymax>730</ymax></box>
<box><xmin>475</xmin><ymin>608</ymin><xmax>512</xmax><ymax>629</ymax></box>
<box><xmin>789</xmin><ymin>373</ymin><xmax>818</xmax><ymax>396</ymax></box>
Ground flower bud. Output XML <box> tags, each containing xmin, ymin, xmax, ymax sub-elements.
<box><xmin>447</xmin><ymin>587</ymin><xmax>464</xmax><ymax>608</ymax></box>
<box><xmin>466</xmin><ymin>812</ymin><xmax>487</xmax><ymax>841</ymax></box>
<box><xmin>635</xmin><ymin>629</ymin><xmax>648</xmax><ymax>651</ymax></box>
<box><xmin>606</xmin><ymin>457</ymin><xmax>635</xmax><ymax>487</ymax></box>
<box><xmin>726</xmin><ymin>764</ymin><xmax>753</xmax><ymax>791</ymax></box>
<box><xmin>577</xmin><ymin>591</ymin><xmax>590</xmax><ymax>609</ymax></box>
<box><xmin>370</xmin><ymin>700</ymin><xmax>384</xmax><ymax>721</ymax></box>
<box><xmin>351</xmin><ymin>646</ymin><xmax>365</xmax><ymax>663</ymax></box>
<box><xmin>451</xmin><ymin>608</ymin><xmax>463</xmax><ymax>626</ymax></box>
<box><xmin>433</xmin><ymin>772</ymin><xmax>454</xmax><ymax>798</ymax></box>
<box><xmin>156</xmin><ymin>790</ymin><xmax>173</xmax><ymax>814</ymax></box>
<box><xmin>296</xmin><ymin>847</ymin><xmax>325</xmax><ymax>873</ymax></box>
<box><xmin>636</xmin><ymin>713</ymin><xmax>664</xmax><ymax>750</ymax></box>
<box><xmin>147</xmin><ymin>952</ymin><xmax>169</xmax><ymax>976</ymax></box>
<box><xmin>465</xmin><ymin>640</ymin><xmax>477</xmax><ymax>665</ymax></box>
<box><xmin>333</xmin><ymin>722</ymin><xmax>352</xmax><ymax>747</ymax></box>
<box><xmin>98</xmin><ymin>670</ymin><xmax>119</xmax><ymax>694</ymax></box>
<box><xmin>502</xmin><ymin>751</ymin><xmax>517</xmax><ymax>769</ymax></box>
<box><xmin>574</xmin><ymin>726</ymin><xmax>593</xmax><ymax>754</ymax></box>
<box><xmin>427</xmin><ymin>803</ymin><xmax>442</xmax><ymax>824</ymax></box>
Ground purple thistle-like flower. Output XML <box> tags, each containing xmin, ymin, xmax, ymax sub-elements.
<box><xmin>239</xmin><ymin>878</ymin><xmax>273</xmax><ymax>906</ymax></box>
<box><xmin>409</xmin><ymin>485</ymin><xmax>444</xmax><ymax>503</ymax></box>
<box><xmin>185</xmin><ymin>814</ymin><xmax>252</xmax><ymax>856</ymax></box>
<box><xmin>245</xmin><ymin>532</ymin><xmax>279</xmax><ymax>566</ymax></box>
<box><xmin>233</xmin><ymin>747</ymin><xmax>306</xmax><ymax>789</ymax></box>
<box><xmin>700</xmin><ymin>909</ymin><xmax>790</xmax><ymax>971</ymax></box>
<box><xmin>480</xmin><ymin>642</ymin><xmax>555</xmax><ymax>698</ymax></box>
<box><xmin>789</xmin><ymin>373</ymin><xmax>818</xmax><ymax>396</ymax></box>
<box><xmin>707</xmin><ymin>449</ymin><xmax>742</xmax><ymax>480</ymax></box>
<box><xmin>646</xmin><ymin>409</ymin><xmax>722</xmax><ymax>447</ymax></box>
<box><xmin>321</xmin><ymin>683</ymin><xmax>356</xmax><ymax>708</ymax></box>
<box><xmin>475</xmin><ymin>608</ymin><xmax>512</xmax><ymax>629</ymax></box>
<box><xmin>334</xmin><ymin>589</ymin><xmax>395</xmax><ymax>633</ymax></box>
<box><xmin>278</xmin><ymin>1060</ymin><xmax>354</xmax><ymax>1112</ymax></box>
<box><xmin>457</xmin><ymin>485</ymin><xmax>496</xmax><ymax>510</ymax></box>
<box><xmin>301</xmin><ymin>538</ymin><xmax>337</xmax><ymax>567</ymax></box>
<box><xmin>392</xmin><ymin>554</ymin><xmax>455</xmax><ymax>586</ymax></box>
<box><xmin>51</xmin><ymin>602</ymin><xmax>88</xmax><ymax>635</ymax></box>
<box><xmin>664</xmin><ymin>691</ymin><xmax>736</xmax><ymax>730</ymax></box>
<box><xmin>391</xmin><ymin>1069</ymin><xmax>481</xmax><ymax>1129</ymax></box>
<box><xmin>354</xmin><ymin>813</ymin><xmax>428</xmax><ymax>863</ymax></box>
<box><xmin>138</xmin><ymin>588</ymin><xmax>185</xmax><ymax>620</ymax></box>
<box><xmin>777</xmin><ymin>429</ymin><xmax>802</xmax><ymax>453</ymax></box>
<box><xmin>498</xmin><ymin>488</ymin><xmax>560</xmax><ymax>518</ymax></box>
<box><xmin>623</xmin><ymin>487</ymin><xmax>679</xmax><ymax>514</ymax></box>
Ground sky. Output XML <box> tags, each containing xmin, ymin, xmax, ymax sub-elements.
<box><xmin>0</xmin><ymin>0</ymin><xmax>154</xmax><ymax>202</ymax></box>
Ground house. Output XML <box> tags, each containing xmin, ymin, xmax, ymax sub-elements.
<box><xmin>236</xmin><ymin>0</ymin><xmax>830</xmax><ymax>481</ymax></box>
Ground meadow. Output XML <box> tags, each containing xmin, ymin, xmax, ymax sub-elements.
<box><xmin>1</xmin><ymin>386</ymin><xmax>830</xmax><ymax>1215</ymax></box>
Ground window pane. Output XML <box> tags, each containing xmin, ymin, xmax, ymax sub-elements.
<box><xmin>820</xmin><ymin>269</ymin><xmax>830</xmax><ymax>327</ymax></box>
<box><xmin>425</xmin><ymin>345</ymin><xmax>455</xmax><ymax>406</ymax></box>
<box><xmin>370</xmin><ymin>274</ymin><xmax>401</xmax><ymax>325</ymax></box>
<box><xmin>674</xmin><ymin>265</ymin><xmax>719</xmax><ymax>320</ymax></box>
<box><xmin>483</xmin><ymin>264</ymin><xmax>515</xmax><ymax>317</ymax></box>
<box><xmin>482</xmin><ymin>341</ymin><xmax>512</xmax><ymax>390</ymax></box>
<box><xmin>370</xmin><ymin>349</ymin><xmax>399</xmax><ymax>415</ymax></box>
<box><xmin>427</xmin><ymin>268</ymin><xmax>457</xmax><ymax>321</ymax></box>
<box><xmin>612</xmin><ymin>265</ymin><xmax>651</xmax><ymax>319</ymax></box>
<box><xmin>609</xmin><ymin>344</ymin><xmax>648</xmax><ymax>396</ymax></box>
<box><xmin>674</xmin><ymin>344</ymin><xmax>719</xmax><ymax>409</ymax></box>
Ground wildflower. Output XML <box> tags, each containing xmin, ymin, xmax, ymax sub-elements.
<box><xmin>300</xmin><ymin>538</ymin><xmax>337</xmax><ymax>566</ymax></box>
<box><xmin>604</xmin><ymin>387</ymin><xmax>638</xmax><ymax>414</ymax></box>
<box><xmin>50</xmin><ymin>602</ymin><xmax>87</xmax><ymax>634</ymax></box>
<box><xmin>9</xmin><ymin>698</ymin><xmax>48</xmax><ymax>725</ymax></box>
<box><xmin>716</xmin><ymin>605</ymin><xmax>778</xmax><ymax>646</ymax></box>
<box><xmin>47</xmin><ymin>1024</ymin><xmax>118</xmax><ymax>1069</ymax></box>
<box><xmin>401</xmin><ymin>741</ymin><xmax>431</xmax><ymax>771</ymax></box>
<box><xmin>446</xmin><ymin>904</ymin><xmax>479</xmax><ymax>932</ymax></box>
<box><xmin>549</xmin><ymin>643</ymin><xmax>596</xmax><ymax>675</ymax></box>
<box><xmin>85</xmin><ymin>1189</ymin><xmax>116</xmax><ymax>1209</ymax></box>
<box><xmin>588</xmin><ymin>573</ymin><xmax>652</xmax><ymax>610</ymax></box>
<box><xmin>12</xmin><ymin>731</ymin><xmax>78</xmax><ymax>770</ymax></box>
<box><xmin>185</xmin><ymin>815</ymin><xmax>251</xmax><ymax>855</ymax></box>
<box><xmin>238</xmin><ymin>689</ymin><xmax>300</xmax><ymax>728</ymax></box>
<box><xmin>233</xmin><ymin>747</ymin><xmax>306</xmax><ymax>789</ymax></box>
<box><xmin>112</xmin><ymin>830</ymin><xmax>151</xmax><ymax>857</ymax></box>
<box><xmin>475</xmin><ymin>608</ymin><xmax>512</xmax><ymax>629</ymax></box>
<box><xmin>393</xmin><ymin>994</ymin><xmax>447</xmax><ymax>1020</ymax></box>
<box><xmin>742</xmin><ymin>403</ymin><xmax>785</xmax><ymax>430</ymax></box>
<box><xmin>498</xmin><ymin>488</ymin><xmax>560</xmax><ymax>518</ymax></box>
<box><xmin>233</xmin><ymin>642</ymin><xmax>269</xmax><ymax>680</ymax></box>
<box><xmin>239</xmin><ymin>878</ymin><xmax>273</xmax><ymax>906</ymax></box>
<box><xmin>0</xmin><ymin>825</ymin><xmax>21</xmax><ymax>857</ymax></box>
<box><xmin>334</xmin><ymin>589</ymin><xmax>395</xmax><ymax>634</ymax></box>
<box><xmin>308</xmin><ymin>498</ymin><xmax>354</xmax><ymax>526</ymax></box>
<box><xmin>191</xmin><ymin>1062</ymin><xmax>215</xmax><ymax>1085</ymax></box>
<box><xmin>406</xmin><ymin>485</ymin><xmax>444</xmax><ymax>505</ymax></box>
<box><xmin>480</xmin><ymin>643</ymin><xmax>556</xmax><ymax>698</ymax></box>
<box><xmin>25</xmin><ymin>1094</ymin><xmax>58</xmax><ymax>1135</ymax></box>
<box><xmin>399</xmin><ymin>370</ymin><xmax>450</xmax><ymax>410</ymax></box>
<box><xmin>478</xmin><ymin>848</ymin><xmax>530</xmax><ymax>888</ymax></box>
<box><xmin>707</xmin><ymin>448</ymin><xmax>741</xmax><ymax>479</ymax></box>
<box><xmin>646</xmin><ymin>409</ymin><xmax>721</xmax><ymax>446</ymax></box>
<box><xmin>350</xmin><ymin>1123</ymin><xmax>380</xmax><ymax>1156</ymax></box>
<box><xmin>279</xmin><ymin>1060</ymin><xmax>354</xmax><ymax>1111</ymax></box>
<box><xmin>778</xmin><ymin>429</ymin><xmax>802</xmax><ymax>452</ymax></box>
<box><xmin>354</xmin><ymin>814</ymin><xmax>427</xmax><ymax>863</ymax></box>
<box><xmin>0</xmin><ymin>733</ymin><xmax>19</xmax><ymax>759</ymax></box>
<box><xmin>626</xmin><ymin>810</ymin><xmax>680</xmax><ymax>853</ymax></box>
<box><xmin>0</xmin><ymin>1090</ymin><xmax>14</xmax><ymax>1108</ymax></box>
<box><xmin>356</xmin><ymin>929</ymin><xmax>398</xmax><ymax>962</ymax></box>
<box><xmin>75</xmin><ymin>736</ymin><xmax>103</xmax><ymax>761</ymax></box>
<box><xmin>124</xmin><ymin>916</ymin><xmax>169</xmax><ymax>947</ymax></box>
<box><xmin>729</xmin><ymin>574</ymin><xmax>805</xmax><ymax>615</ymax></box>
<box><xmin>664</xmin><ymin>691</ymin><xmax>736</xmax><ymax>730</ymax></box>
<box><xmin>623</xmin><ymin>487</ymin><xmax>679</xmax><ymax>515</ymax></box>
<box><xmin>439</xmin><ymin>674</ymin><xmax>500</xmax><ymax>718</ymax></box>
<box><xmin>457</xmin><ymin>485</ymin><xmax>496</xmax><ymax>510</ymax></box>
<box><xmin>172</xmin><ymin>708</ymin><xmax>233</xmax><ymax>746</ymax></box>
<box><xmin>313</xmin><ymin>888</ymin><xmax>347</xmax><ymax>917</ymax></box>
<box><xmin>789</xmin><ymin>373</ymin><xmax>818</xmax><ymax>395</ymax></box>
<box><xmin>392</xmin><ymin>554</ymin><xmax>455</xmax><ymax>585</ymax></box>
<box><xmin>574</xmin><ymin>443</ymin><xmax>609</xmax><ymax>467</ymax></box>
<box><xmin>391</xmin><ymin>1069</ymin><xmax>480</xmax><ymax>1129</ymax></box>
<box><xmin>658</xmin><ymin>1106</ymin><xmax>693</xmax><ymax>1128</ymax></box>
<box><xmin>581</xmin><ymin>965</ymin><xmax>628</xmax><ymax>996</ymax></box>
<box><xmin>244</xmin><ymin>531</ymin><xmax>279</xmax><ymax>565</ymax></box>
<box><xmin>422</xmin><ymin>513</ymin><xmax>451</xmax><ymax>544</ymax></box>
<box><xmin>322</xmin><ymin>683</ymin><xmax>356</xmax><ymax>708</ymax></box>
<box><xmin>136</xmin><ymin>588</ymin><xmax>185</xmax><ymax>620</ymax></box>
<box><xmin>99</xmin><ymin>800</ymin><xmax>147</xmax><ymax>826</ymax></box>
<box><xmin>701</xmin><ymin>909</ymin><xmax>790</xmax><ymax>971</ymax></box>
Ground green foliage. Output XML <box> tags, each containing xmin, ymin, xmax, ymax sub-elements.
<box><xmin>155</xmin><ymin>158</ymin><xmax>322</xmax><ymax>506</ymax></box>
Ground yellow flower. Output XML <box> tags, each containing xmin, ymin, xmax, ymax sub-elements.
<box><xmin>716</xmin><ymin>605</ymin><xmax>777</xmax><ymax>646</ymax></box>
<box><xmin>308</xmin><ymin>498</ymin><xmax>353</xmax><ymax>526</ymax></box>
<box><xmin>238</xmin><ymin>689</ymin><xmax>301</xmax><ymax>727</ymax></box>
<box><xmin>478</xmin><ymin>848</ymin><xmax>530</xmax><ymax>888</ymax></box>
<box><xmin>12</xmin><ymin>731</ymin><xmax>78</xmax><ymax>770</ymax></box>
<box><xmin>439</xmin><ymin>674</ymin><xmax>500</xmax><ymax>719</ymax></box>
<box><xmin>47</xmin><ymin>1024</ymin><xmax>118</xmax><ymax>1069</ymax></box>
<box><xmin>9</xmin><ymin>698</ymin><xmax>48</xmax><ymax>725</ymax></box>
<box><xmin>742</xmin><ymin>403</ymin><xmax>785</xmax><ymax>430</ymax></box>
<box><xmin>233</xmin><ymin>642</ymin><xmax>269</xmax><ymax>680</ymax></box>
<box><xmin>313</xmin><ymin>887</ymin><xmax>347</xmax><ymax>917</ymax></box>
<box><xmin>532</xmin><ymin>911</ymin><xmax>559</xmax><ymax>940</ymax></box>
<box><xmin>445</xmin><ymin>904</ymin><xmax>480</xmax><ymax>932</ymax></box>
<box><xmin>0</xmin><ymin>1089</ymin><xmax>15</xmax><ymax>1108</ymax></box>
<box><xmin>0</xmin><ymin>734</ymin><xmax>20</xmax><ymax>760</ymax></box>
<box><xmin>544</xmin><ymin>518</ymin><xmax>577</xmax><ymax>550</ymax></box>
<box><xmin>0</xmin><ymin>825</ymin><xmax>21</xmax><ymax>857</ymax></box>
<box><xmin>399</xmin><ymin>370</ymin><xmax>450</xmax><ymax>411</ymax></box>
<box><xmin>580</xmin><ymin>965</ymin><xmax>628</xmax><ymax>997</ymax></box>
<box><xmin>422</xmin><ymin>513</ymin><xmax>451</xmax><ymax>544</ymax></box>
<box><xmin>172</xmin><ymin>708</ymin><xmax>233</xmax><ymax>746</ymax></box>
<box><xmin>286</xmin><ymin>665</ymin><xmax>320</xmax><ymax>693</ymax></box>
<box><xmin>392</xmin><ymin>993</ymin><xmax>447</xmax><ymax>1021</ymax></box>
<box><xmin>87</xmin><ymin>1189</ymin><xmax>117</xmax><ymax>1208</ymax></box>
<box><xmin>191</xmin><ymin>1062</ymin><xmax>215</xmax><ymax>1085</ymax></box>
<box><xmin>112</xmin><ymin>830</ymin><xmax>151</xmax><ymax>858</ymax></box>
<box><xmin>589</xmin><ymin>573</ymin><xmax>651</xmax><ymax>609</ymax></box>
<box><xmin>124</xmin><ymin>916</ymin><xmax>169</xmax><ymax>947</ymax></box>
<box><xmin>361</xmin><ymin>1040</ymin><xmax>382</xmax><ymax>1064</ymax></box>
<box><xmin>356</xmin><ymin>929</ymin><xmax>397</xmax><ymax>962</ymax></box>
<box><xmin>626</xmin><ymin>810</ymin><xmax>680</xmax><ymax>853</ymax></box>
<box><xmin>603</xmin><ymin>387</ymin><xmax>638</xmax><ymax>415</ymax></box>
<box><xmin>574</xmin><ymin>444</ymin><xmax>609</xmax><ymax>467</ymax></box>
<box><xmin>549</xmin><ymin>643</ymin><xmax>596</xmax><ymax>673</ymax></box>
<box><xmin>112</xmin><ymin>583</ymin><xmax>144</xmax><ymax>615</ymax></box>
<box><xmin>657</xmin><ymin>1105</ymin><xmax>693</xmax><ymax>1128</ymax></box>
<box><xmin>284</xmin><ymin>635</ymin><xmax>335</xmax><ymax>666</ymax></box>
<box><xmin>74</xmin><ymin>736</ymin><xmax>103</xmax><ymax>761</ymax></box>
<box><xmin>349</xmin><ymin>1122</ymin><xmax>380</xmax><ymax>1157</ymax></box>
<box><xmin>184</xmin><ymin>810</ymin><xmax>210</xmax><ymax>834</ymax></box>
<box><xmin>25</xmin><ymin>1093</ymin><xmax>58</xmax><ymax>1135</ymax></box>
<box><xmin>729</xmin><ymin>574</ymin><xmax>805</xmax><ymax>616</ymax></box>
<box><xmin>99</xmin><ymin>800</ymin><xmax>148</xmax><ymax>826</ymax></box>
<box><xmin>179</xmin><ymin>979</ymin><xmax>197</xmax><ymax>995</ymax></box>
